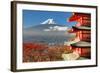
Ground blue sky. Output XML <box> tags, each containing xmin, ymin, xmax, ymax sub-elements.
<box><xmin>23</xmin><ymin>10</ymin><xmax>77</xmax><ymax>28</ymax></box>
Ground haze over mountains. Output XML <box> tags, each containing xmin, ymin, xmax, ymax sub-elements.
<box><xmin>23</xmin><ymin>18</ymin><xmax>75</xmax><ymax>44</ymax></box>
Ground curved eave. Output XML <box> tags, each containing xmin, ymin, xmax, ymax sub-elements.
<box><xmin>70</xmin><ymin>41</ymin><xmax>91</xmax><ymax>48</ymax></box>
<box><xmin>72</xmin><ymin>26</ymin><xmax>91</xmax><ymax>31</ymax></box>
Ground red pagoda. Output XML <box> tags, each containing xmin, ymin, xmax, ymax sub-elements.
<box><xmin>68</xmin><ymin>13</ymin><xmax>91</xmax><ymax>58</ymax></box>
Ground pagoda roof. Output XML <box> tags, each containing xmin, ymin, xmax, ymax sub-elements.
<box><xmin>68</xmin><ymin>14</ymin><xmax>80</xmax><ymax>22</ymax></box>
<box><xmin>68</xmin><ymin>13</ymin><xmax>90</xmax><ymax>22</ymax></box>
<box><xmin>72</xmin><ymin>26</ymin><xmax>91</xmax><ymax>31</ymax></box>
<box><xmin>71</xmin><ymin>41</ymin><xmax>91</xmax><ymax>48</ymax></box>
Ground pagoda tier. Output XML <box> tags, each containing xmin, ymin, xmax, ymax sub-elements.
<box><xmin>70</xmin><ymin>41</ymin><xmax>91</xmax><ymax>58</ymax></box>
<box><xmin>68</xmin><ymin>13</ymin><xmax>91</xmax><ymax>27</ymax></box>
<box><xmin>69</xmin><ymin>26</ymin><xmax>91</xmax><ymax>42</ymax></box>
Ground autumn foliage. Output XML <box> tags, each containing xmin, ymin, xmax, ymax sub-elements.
<box><xmin>23</xmin><ymin>43</ymin><xmax>72</xmax><ymax>62</ymax></box>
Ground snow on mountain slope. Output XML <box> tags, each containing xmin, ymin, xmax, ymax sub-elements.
<box><xmin>40</xmin><ymin>18</ymin><xmax>68</xmax><ymax>31</ymax></box>
<box><xmin>41</xmin><ymin>18</ymin><xmax>56</xmax><ymax>24</ymax></box>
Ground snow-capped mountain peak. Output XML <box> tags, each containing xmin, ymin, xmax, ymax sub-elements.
<box><xmin>41</xmin><ymin>18</ymin><xmax>56</xmax><ymax>24</ymax></box>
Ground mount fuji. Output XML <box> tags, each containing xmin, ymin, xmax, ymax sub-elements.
<box><xmin>42</xmin><ymin>19</ymin><xmax>68</xmax><ymax>31</ymax></box>
<box><xmin>23</xmin><ymin>18</ymin><xmax>75</xmax><ymax>44</ymax></box>
<box><xmin>25</xmin><ymin>18</ymin><xmax>68</xmax><ymax>31</ymax></box>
